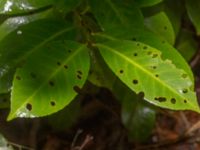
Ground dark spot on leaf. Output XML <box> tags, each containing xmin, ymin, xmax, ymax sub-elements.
<box><xmin>155</xmin><ymin>97</ymin><xmax>166</xmax><ymax>102</ymax></box>
<box><xmin>26</xmin><ymin>103</ymin><xmax>32</xmax><ymax>111</ymax></box>
<box><xmin>152</xmin><ymin>54</ymin><xmax>158</xmax><ymax>58</ymax></box>
<box><xmin>77</xmin><ymin>70</ymin><xmax>83</xmax><ymax>75</ymax></box>
<box><xmin>155</xmin><ymin>74</ymin><xmax>159</xmax><ymax>77</ymax></box>
<box><xmin>50</xmin><ymin>101</ymin><xmax>56</xmax><ymax>106</ymax></box>
<box><xmin>171</xmin><ymin>98</ymin><xmax>176</xmax><ymax>104</ymax></box>
<box><xmin>182</xmin><ymin>89</ymin><xmax>188</xmax><ymax>93</ymax></box>
<box><xmin>68</xmin><ymin>50</ymin><xmax>72</xmax><ymax>53</ymax></box>
<box><xmin>73</xmin><ymin>86</ymin><xmax>81</xmax><ymax>94</ymax></box>
<box><xmin>164</xmin><ymin>26</ymin><xmax>167</xmax><ymax>30</ymax></box>
<box><xmin>184</xmin><ymin>100</ymin><xmax>187</xmax><ymax>103</ymax></box>
<box><xmin>16</xmin><ymin>76</ymin><xmax>21</xmax><ymax>80</ymax></box>
<box><xmin>57</xmin><ymin>62</ymin><xmax>61</xmax><ymax>66</ymax></box>
<box><xmin>132</xmin><ymin>38</ymin><xmax>137</xmax><ymax>41</ymax></box>
<box><xmin>137</xmin><ymin>43</ymin><xmax>140</xmax><ymax>46</ymax></box>
<box><xmin>138</xmin><ymin>92</ymin><xmax>144</xmax><ymax>98</ymax></box>
<box><xmin>77</xmin><ymin>74</ymin><xmax>82</xmax><ymax>80</ymax></box>
<box><xmin>152</xmin><ymin>66</ymin><xmax>157</xmax><ymax>69</ymax></box>
<box><xmin>64</xmin><ymin>65</ymin><xmax>68</xmax><ymax>69</ymax></box>
<box><xmin>30</xmin><ymin>72</ymin><xmax>36</xmax><ymax>79</ymax></box>
<box><xmin>182</xmin><ymin>74</ymin><xmax>187</xmax><ymax>78</ymax></box>
<box><xmin>133</xmin><ymin>79</ymin><xmax>138</xmax><ymax>84</ymax></box>
<box><xmin>49</xmin><ymin>81</ymin><xmax>55</xmax><ymax>87</ymax></box>
<box><xmin>133</xmin><ymin>53</ymin><xmax>138</xmax><ymax>56</ymax></box>
<box><xmin>143</xmin><ymin>46</ymin><xmax>148</xmax><ymax>50</ymax></box>
<box><xmin>119</xmin><ymin>70</ymin><xmax>124</xmax><ymax>74</ymax></box>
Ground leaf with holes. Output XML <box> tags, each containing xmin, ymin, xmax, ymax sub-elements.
<box><xmin>8</xmin><ymin>41</ymin><xmax>90</xmax><ymax>120</ymax></box>
<box><xmin>0</xmin><ymin>19</ymin><xmax>75</xmax><ymax>93</ymax></box>
<box><xmin>96</xmin><ymin>39</ymin><xmax>200</xmax><ymax>112</ymax></box>
<box><xmin>144</xmin><ymin>11</ymin><xmax>175</xmax><ymax>45</ymax></box>
<box><xmin>0</xmin><ymin>0</ymin><xmax>54</xmax><ymax>14</ymax></box>
<box><xmin>89</xmin><ymin>0</ymin><xmax>143</xmax><ymax>39</ymax></box>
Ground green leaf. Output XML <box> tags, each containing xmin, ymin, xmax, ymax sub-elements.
<box><xmin>93</xmin><ymin>32</ymin><xmax>194</xmax><ymax>84</ymax></box>
<box><xmin>89</xmin><ymin>0</ymin><xmax>144</xmax><ymax>39</ymax></box>
<box><xmin>96</xmin><ymin>39</ymin><xmax>199</xmax><ymax>112</ymax></box>
<box><xmin>144</xmin><ymin>11</ymin><xmax>175</xmax><ymax>45</ymax></box>
<box><xmin>8</xmin><ymin>41</ymin><xmax>90</xmax><ymax>120</ymax></box>
<box><xmin>55</xmin><ymin>0</ymin><xmax>81</xmax><ymax>13</ymax></box>
<box><xmin>122</xmin><ymin>93</ymin><xmax>156</xmax><ymax>142</ymax></box>
<box><xmin>176</xmin><ymin>29</ymin><xmax>198</xmax><ymax>61</ymax></box>
<box><xmin>135</xmin><ymin>0</ymin><xmax>163</xmax><ymax>7</ymax></box>
<box><xmin>0</xmin><ymin>0</ymin><xmax>54</xmax><ymax>14</ymax></box>
<box><xmin>185</xmin><ymin>0</ymin><xmax>200</xmax><ymax>35</ymax></box>
<box><xmin>0</xmin><ymin>19</ymin><xmax>76</xmax><ymax>93</ymax></box>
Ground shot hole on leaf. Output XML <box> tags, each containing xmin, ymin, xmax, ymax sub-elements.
<box><xmin>155</xmin><ymin>97</ymin><xmax>166</xmax><ymax>102</ymax></box>
<box><xmin>77</xmin><ymin>74</ymin><xmax>82</xmax><ymax>80</ymax></box>
<box><xmin>57</xmin><ymin>62</ymin><xmax>61</xmax><ymax>66</ymax></box>
<box><xmin>137</xmin><ymin>43</ymin><xmax>140</xmax><ymax>46</ymax></box>
<box><xmin>119</xmin><ymin>69</ymin><xmax>124</xmax><ymax>74</ymax></box>
<box><xmin>152</xmin><ymin>54</ymin><xmax>158</xmax><ymax>58</ymax></box>
<box><xmin>155</xmin><ymin>74</ymin><xmax>159</xmax><ymax>77</ymax></box>
<box><xmin>26</xmin><ymin>103</ymin><xmax>32</xmax><ymax>111</ymax></box>
<box><xmin>147</xmin><ymin>51</ymin><xmax>152</xmax><ymax>55</ymax></box>
<box><xmin>138</xmin><ymin>92</ymin><xmax>145</xmax><ymax>98</ymax></box>
<box><xmin>184</xmin><ymin>100</ymin><xmax>187</xmax><ymax>103</ymax></box>
<box><xmin>73</xmin><ymin>85</ymin><xmax>81</xmax><ymax>94</ymax></box>
<box><xmin>30</xmin><ymin>72</ymin><xmax>37</xmax><ymax>79</ymax></box>
<box><xmin>171</xmin><ymin>98</ymin><xmax>176</xmax><ymax>104</ymax></box>
<box><xmin>49</xmin><ymin>81</ymin><xmax>55</xmax><ymax>87</ymax></box>
<box><xmin>133</xmin><ymin>79</ymin><xmax>138</xmax><ymax>84</ymax></box>
<box><xmin>132</xmin><ymin>38</ymin><xmax>137</xmax><ymax>41</ymax></box>
<box><xmin>77</xmin><ymin>70</ymin><xmax>83</xmax><ymax>75</ymax></box>
<box><xmin>182</xmin><ymin>89</ymin><xmax>188</xmax><ymax>93</ymax></box>
<box><xmin>64</xmin><ymin>65</ymin><xmax>68</xmax><ymax>69</ymax></box>
<box><xmin>50</xmin><ymin>101</ymin><xmax>56</xmax><ymax>106</ymax></box>
<box><xmin>133</xmin><ymin>53</ymin><xmax>138</xmax><ymax>56</ymax></box>
<box><xmin>16</xmin><ymin>76</ymin><xmax>21</xmax><ymax>80</ymax></box>
<box><xmin>143</xmin><ymin>46</ymin><xmax>148</xmax><ymax>50</ymax></box>
<box><xmin>68</xmin><ymin>50</ymin><xmax>72</xmax><ymax>53</ymax></box>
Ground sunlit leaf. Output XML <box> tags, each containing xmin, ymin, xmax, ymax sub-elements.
<box><xmin>0</xmin><ymin>19</ymin><xmax>76</xmax><ymax>93</ymax></box>
<box><xmin>8</xmin><ymin>41</ymin><xmax>90</xmax><ymax>120</ymax></box>
<box><xmin>0</xmin><ymin>0</ymin><xmax>54</xmax><ymax>14</ymax></box>
<box><xmin>144</xmin><ymin>11</ymin><xmax>175</xmax><ymax>45</ymax></box>
<box><xmin>89</xmin><ymin>0</ymin><xmax>144</xmax><ymax>39</ymax></box>
<box><xmin>185</xmin><ymin>0</ymin><xmax>200</xmax><ymax>35</ymax></box>
<box><xmin>96</xmin><ymin>39</ymin><xmax>199</xmax><ymax>112</ymax></box>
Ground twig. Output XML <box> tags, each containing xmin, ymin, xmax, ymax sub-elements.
<box><xmin>71</xmin><ymin>129</ymin><xmax>83</xmax><ymax>149</ymax></box>
<box><xmin>8</xmin><ymin>141</ymin><xmax>34</xmax><ymax>150</ymax></box>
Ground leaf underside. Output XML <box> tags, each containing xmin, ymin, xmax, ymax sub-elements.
<box><xmin>8</xmin><ymin>41</ymin><xmax>90</xmax><ymax>120</ymax></box>
<box><xmin>96</xmin><ymin>39</ymin><xmax>199</xmax><ymax>112</ymax></box>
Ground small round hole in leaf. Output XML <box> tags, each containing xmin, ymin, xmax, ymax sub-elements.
<box><xmin>171</xmin><ymin>98</ymin><xmax>176</xmax><ymax>104</ymax></box>
<box><xmin>64</xmin><ymin>65</ymin><xmax>68</xmax><ymax>69</ymax></box>
<box><xmin>26</xmin><ymin>103</ymin><xmax>32</xmax><ymax>111</ymax></box>
<box><xmin>57</xmin><ymin>62</ymin><xmax>61</xmax><ymax>66</ymax></box>
<box><xmin>50</xmin><ymin>101</ymin><xmax>56</xmax><ymax>106</ymax></box>
<box><xmin>137</xmin><ymin>43</ymin><xmax>140</xmax><ymax>46</ymax></box>
<box><xmin>77</xmin><ymin>70</ymin><xmax>83</xmax><ymax>75</ymax></box>
<box><xmin>147</xmin><ymin>51</ymin><xmax>152</xmax><ymax>55</ymax></box>
<box><xmin>119</xmin><ymin>69</ymin><xmax>124</xmax><ymax>74</ymax></box>
<box><xmin>73</xmin><ymin>86</ymin><xmax>81</xmax><ymax>94</ymax></box>
<box><xmin>133</xmin><ymin>79</ymin><xmax>138</xmax><ymax>84</ymax></box>
<box><xmin>30</xmin><ymin>72</ymin><xmax>36</xmax><ymax>79</ymax></box>
<box><xmin>49</xmin><ymin>81</ymin><xmax>55</xmax><ymax>87</ymax></box>
<box><xmin>155</xmin><ymin>74</ymin><xmax>159</xmax><ymax>77</ymax></box>
<box><xmin>152</xmin><ymin>54</ymin><xmax>158</xmax><ymax>58</ymax></box>
<box><xmin>133</xmin><ymin>53</ymin><xmax>138</xmax><ymax>56</ymax></box>
<box><xmin>143</xmin><ymin>46</ymin><xmax>148</xmax><ymax>50</ymax></box>
<box><xmin>77</xmin><ymin>74</ymin><xmax>82</xmax><ymax>80</ymax></box>
<box><xmin>16</xmin><ymin>76</ymin><xmax>21</xmax><ymax>80</ymax></box>
<box><xmin>155</xmin><ymin>97</ymin><xmax>166</xmax><ymax>102</ymax></box>
<box><xmin>184</xmin><ymin>100</ymin><xmax>187</xmax><ymax>103</ymax></box>
<box><xmin>182</xmin><ymin>89</ymin><xmax>188</xmax><ymax>93</ymax></box>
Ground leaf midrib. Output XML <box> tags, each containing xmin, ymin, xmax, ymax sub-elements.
<box><xmin>11</xmin><ymin>44</ymin><xmax>86</xmax><ymax>118</ymax></box>
<box><xmin>97</xmin><ymin>43</ymin><xmax>189</xmax><ymax>101</ymax></box>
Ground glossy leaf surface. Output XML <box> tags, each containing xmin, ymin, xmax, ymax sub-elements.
<box><xmin>185</xmin><ymin>0</ymin><xmax>200</xmax><ymax>35</ymax></box>
<box><xmin>96</xmin><ymin>40</ymin><xmax>199</xmax><ymax>112</ymax></box>
<box><xmin>0</xmin><ymin>0</ymin><xmax>54</xmax><ymax>14</ymax></box>
<box><xmin>89</xmin><ymin>0</ymin><xmax>144</xmax><ymax>39</ymax></box>
<box><xmin>8</xmin><ymin>41</ymin><xmax>90</xmax><ymax>120</ymax></box>
<box><xmin>144</xmin><ymin>11</ymin><xmax>175</xmax><ymax>45</ymax></box>
<box><xmin>0</xmin><ymin>19</ymin><xmax>75</xmax><ymax>93</ymax></box>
